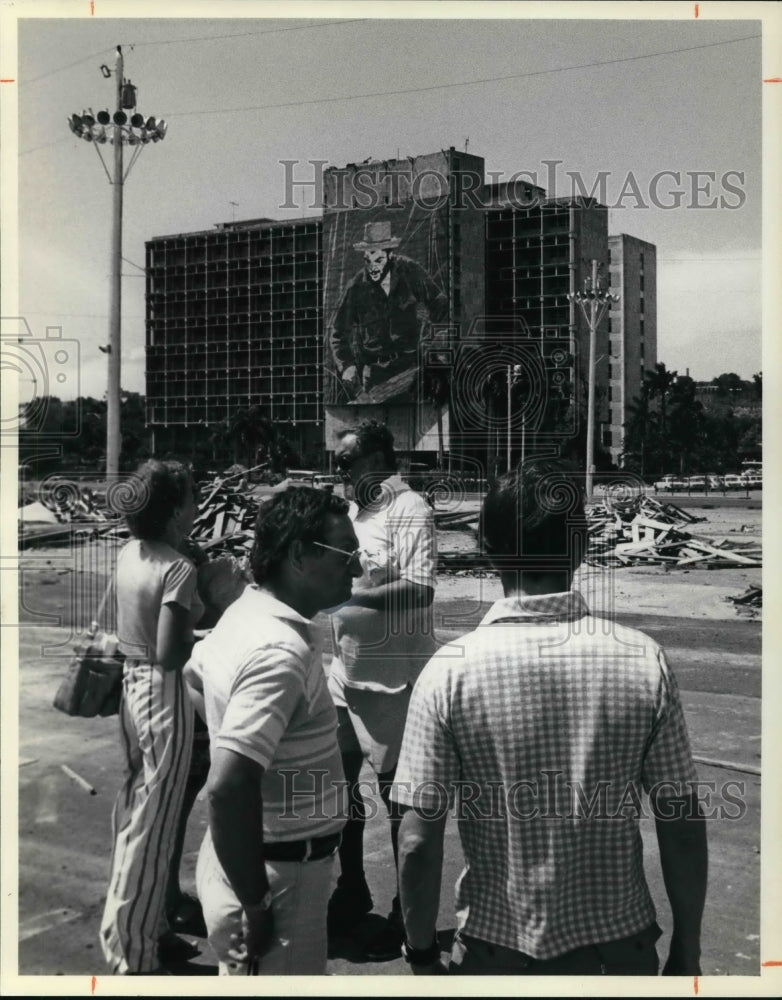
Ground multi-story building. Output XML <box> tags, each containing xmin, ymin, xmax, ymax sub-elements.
<box><xmin>484</xmin><ymin>189</ymin><xmax>610</xmax><ymax>462</ymax></box>
<box><xmin>607</xmin><ymin>234</ymin><xmax>658</xmax><ymax>466</ymax></box>
<box><xmin>320</xmin><ymin>148</ymin><xmax>487</xmax><ymax>464</ymax></box>
<box><xmin>145</xmin><ymin>215</ymin><xmax>324</xmax><ymax>462</ymax></box>
<box><xmin>144</xmin><ymin>149</ymin><xmax>653</xmax><ymax>475</ymax></box>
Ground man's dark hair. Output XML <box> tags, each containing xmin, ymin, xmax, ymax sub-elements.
<box><xmin>123</xmin><ymin>459</ymin><xmax>195</xmax><ymax>541</ymax></box>
<box><xmin>480</xmin><ymin>459</ymin><xmax>588</xmax><ymax>574</ymax></box>
<box><xmin>250</xmin><ymin>486</ymin><xmax>350</xmax><ymax>585</ymax></box>
<box><xmin>338</xmin><ymin>419</ymin><xmax>397</xmax><ymax>471</ymax></box>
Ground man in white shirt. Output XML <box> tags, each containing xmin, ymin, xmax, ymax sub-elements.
<box><xmin>326</xmin><ymin>420</ymin><xmax>437</xmax><ymax>960</ymax></box>
<box><xmin>185</xmin><ymin>487</ymin><xmax>363</xmax><ymax>974</ymax></box>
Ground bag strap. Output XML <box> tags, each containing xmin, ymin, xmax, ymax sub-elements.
<box><xmin>90</xmin><ymin>570</ymin><xmax>116</xmax><ymax>633</ymax></box>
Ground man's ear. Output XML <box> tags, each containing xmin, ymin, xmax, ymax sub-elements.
<box><xmin>288</xmin><ymin>538</ymin><xmax>306</xmax><ymax>573</ymax></box>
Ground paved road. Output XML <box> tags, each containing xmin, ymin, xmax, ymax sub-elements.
<box><xmin>13</xmin><ymin>600</ymin><xmax>763</xmax><ymax>982</ymax></box>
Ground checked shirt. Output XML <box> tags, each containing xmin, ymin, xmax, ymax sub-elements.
<box><xmin>392</xmin><ymin>591</ymin><xmax>698</xmax><ymax>959</ymax></box>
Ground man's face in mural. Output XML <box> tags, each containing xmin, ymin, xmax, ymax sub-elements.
<box><xmin>364</xmin><ymin>249</ymin><xmax>392</xmax><ymax>283</ymax></box>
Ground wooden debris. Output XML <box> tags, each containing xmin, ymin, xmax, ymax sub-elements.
<box><xmin>727</xmin><ymin>586</ymin><xmax>762</xmax><ymax>608</ymax></box>
<box><xmin>583</xmin><ymin>495</ymin><xmax>762</xmax><ymax>570</ymax></box>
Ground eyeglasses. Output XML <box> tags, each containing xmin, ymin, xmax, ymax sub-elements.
<box><xmin>311</xmin><ymin>540</ymin><xmax>362</xmax><ymax>565</ymax></box>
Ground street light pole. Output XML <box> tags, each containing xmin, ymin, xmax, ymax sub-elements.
<box><xmin>67</xmin><ymin>47</ymin><xmax>167</xmax><ymax>480</ymax></box>
<box><xmin>106</xmin><ymin>46</ymin><xmax>124</xmax><ymax>478</ymax></box>
<box><xmin>506</xmin><ymin>364</ymin><xmax>512</xmax><ymax>472</ymax></box>
<box><xmin>568</xmin><ymin>259</ymin><xmax>619</xmax><ymax>502</ymax></box>
<box><xmin>585</xmin><ymin>259</ymin><xmax>598</xmax><ymax>502</ymax></box>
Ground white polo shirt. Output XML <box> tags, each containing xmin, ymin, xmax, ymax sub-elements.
<box><xmin>330</xmin><ymin>475</ymin><xmax>437</xmax><ymax>693</ymax></box>
<box><xmin>185</xmin><ymin>585</ymin><xmax>346</xmax><ymax>842</ymax></box>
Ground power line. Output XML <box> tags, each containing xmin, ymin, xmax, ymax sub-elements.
<box><xmin>163</xmin><ymin>33</ymin><xmax>761</xmax><ymax>118</ymax></box>
<box><xmin>19</xmin><ymin>20</ymin><xmax>368</xmax><ymax>86</ymax></box>
<box><xmin>657</xmin><ymin>256</ymin><xmax>761</xmax><ymax>262</ymax></box>
<box><xmin>126</xmin><ymin>18</ymin><xmax>369</xmax><ymax>47</ymax></box>
<box><xmin>21</xmin><ymin>47</ymin><xmax>115</xmax><ymax>85</ymax></box>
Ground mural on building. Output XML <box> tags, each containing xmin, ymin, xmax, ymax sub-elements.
<box><xmin>323</xmin><ymin>208</ymin><xmax>450</xmax><ymax>405</ymax></box>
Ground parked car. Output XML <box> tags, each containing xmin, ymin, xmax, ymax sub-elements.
<box><xmin>705</xmin><ymin>473</ymin><xmax>724</xmax><ymax>490</ymax></box>
<box><xmin>723</xmin><ymin>474</ymin><xmax>744</xmax><ymax>490</ymax></box>
<box><xmin>653</xmin><ymin>474</ymin><xmax>685</xmax><ymax>492</ymax></box>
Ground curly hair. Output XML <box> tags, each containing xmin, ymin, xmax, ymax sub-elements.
<box><xmin>338</xmin><ymin>419</ymin><xmax>397</xmax><ymax>471</ymax></box>
<box><xmin>123</xmin><ymin>459</ymin><xmax>195</xmax><ymax>541</ymax></box>
<box><xmin>480</xmin><ymin>459</ymin><xmax>588</xmax><ymax>574</ymax></box>
<box><xmin>250</xmin><ymin>486</ymin><xmax>350</xmax><ymax>585</ymax></box>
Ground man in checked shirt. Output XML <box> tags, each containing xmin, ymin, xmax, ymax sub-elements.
<box><xmin>392</xmin><ymin>459</ymin><xmax>707</xmax><ymax>976</ymax></box>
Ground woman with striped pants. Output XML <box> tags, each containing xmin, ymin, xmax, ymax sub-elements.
<box><xmin>100</xmin><ymin>460</ymin><xmax>203</xmax><ymax>975</ymax></box>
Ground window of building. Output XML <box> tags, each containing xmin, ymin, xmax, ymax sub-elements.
<box><xmin>640</xmin><ymin>342</ymin><xmax>645</xmax><ymax>358</ymax></box>
<box><xmin>640</xmin><ymin>319</ymin><xmax>645</xmax><ymax>337</ymax></box>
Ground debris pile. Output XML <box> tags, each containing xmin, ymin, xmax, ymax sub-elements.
<box><xmin>189</xmin><ymin>477</ymin><xmax>262</xmax><ymax>556</ymax></box>
<box><xmin>726</xmin><ymin>586</ymin><xmax>763</xmax><ymax>612</ymax></box>
<box><xmin>19</xmin><ymin>485</ymin><xmax>115</xmax><ymax>549</ymax></box>
<box><xmin>585</xmin><ymin>495</ymin><xmax>761</xmax><ymax>569</ymax></box>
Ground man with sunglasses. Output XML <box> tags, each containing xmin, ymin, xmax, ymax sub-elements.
<box><xmin>184</xmin><ymin>487</ymin><xmax>363</xmax><ymax>975</ymax></box>
<box><xmin>326</xmin><ymin>420</ymin><xmax>437</xmax><ymax>961</ymax></box>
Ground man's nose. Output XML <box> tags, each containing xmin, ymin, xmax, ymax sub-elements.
<box><xmin>349</xmin><ymin>557</ymin><xmax>364</xmax><ymax>579</ymax></box>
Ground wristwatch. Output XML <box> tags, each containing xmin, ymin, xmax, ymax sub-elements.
<box><xmin>245</xmin><ymin>890</ymin><xmax>273</xmax><ymax>913</ymax></box>
<box><xmin>401</xmin><ymin>937</ymin><xmax>440</xmax><ymax>966</ymax></box>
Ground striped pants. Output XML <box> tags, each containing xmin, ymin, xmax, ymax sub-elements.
<box><xmin>100</xmin><ymin>662</ymin><xmax>194</xmax><ymax>974</ymax></box>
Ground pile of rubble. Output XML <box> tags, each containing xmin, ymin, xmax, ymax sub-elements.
<box><xmin>585</xmin><ymin>495</ymin><xmax>761</xmax><ymax>569</ymax></box>
<box><xmin>726</xmin><ymin>585</ymin><xmax>763</xmax><ymax>613</ymax></box>
<box><xmin>189</xmin><ymin>476</ymin><xmax>262</xmax><ymax>556</ymax></box>
<box><xmin>19</xmin><ymin>485</ymin><xmax>116</xmax><ymax>549</ymax></box>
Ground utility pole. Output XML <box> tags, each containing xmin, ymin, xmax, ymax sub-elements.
<box><xmin>568</xmin><ymin>260</ymin><xmax>618</xmax><ymax>501</ymax></box>
<box><xmin>107</xmin><ymin>46</ymin><xmax>124</xmax><ymax>479</ymax></box>
<box><xmin>506</xmin><ymin>364</ymin><xmax>512</xmax><ymax>472</ymax></box>
<box><xmin>68</xmin><ymin>47</ymin><xmax>167</xmax><ymax>479</ymax></box>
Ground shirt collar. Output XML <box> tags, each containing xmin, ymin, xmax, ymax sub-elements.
<box><xmin>352</xmin><ymin>474</ymin><xmax>408</xmax><ymax>517</ymax></box>
<box><xmin>244</xmin><ymin>584</ymin><xmax>314</xmax><ymax>626</ymax></box>
<box><xmin>480</xmin><ymin>590</ymin><xmax>590</xmax><ymax>625</ymax></box>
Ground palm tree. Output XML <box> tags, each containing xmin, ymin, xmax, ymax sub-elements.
<box><xmin>643</xmin><ymin>363</ymin><xmax>677</xmax><ymax>471</ymax></box>
<box><xmin>228</xmin><ymin>405</ymin><xmax>275</xmax><ymax>469</ymax></box>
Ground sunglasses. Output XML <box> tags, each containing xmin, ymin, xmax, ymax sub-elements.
<box><xmin>311</xmin><ymin>540</ymin><xmax>362</xmax><ymax>565</ymax></box>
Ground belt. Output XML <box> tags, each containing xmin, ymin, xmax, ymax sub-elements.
<box><xmin>263</xmin><ymin>832</ymin><xmax>342</xmax><ymax>863</ymax></box>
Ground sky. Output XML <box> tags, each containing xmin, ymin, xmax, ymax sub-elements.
<box><xmin>2</xmin><ymin>1</ymin><xmax>777</xmax><ymax>403</ymax></box>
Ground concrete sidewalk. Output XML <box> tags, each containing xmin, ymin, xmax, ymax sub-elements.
<box><xmin>14</xmin><ymin>624</ymin><xmax>762</xmax><ymax>980</ymax></box>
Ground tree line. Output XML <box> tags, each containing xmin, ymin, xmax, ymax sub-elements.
<box><xmin>621</xmin><ymin>366</ymin><xmax>761</xmax><ymax>478</ymax></box>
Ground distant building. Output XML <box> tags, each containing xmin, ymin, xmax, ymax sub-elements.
<box><xmin>145</xmin><ymin>216</ymin><xmax>324</xmax><ymax>462</ymax></box>
<box><xmin>144</xmin><ymin>149</ymin><xmax>655</xmax><ymax>475</ymax></box>
<box><xmin>607</xmin><ymin>234</ymin><xmax>658</xmax><ymax>466</ymax></box>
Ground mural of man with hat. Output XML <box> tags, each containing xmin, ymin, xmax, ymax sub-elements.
<box><xmin>329</xmin><ymin>220</ymin><xmax>449</xmax><ymax>404</ymax></box>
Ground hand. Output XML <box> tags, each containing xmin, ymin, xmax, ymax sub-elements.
<box><xmin>662</xmin><ymin>937</ymin><xmax>701</xmax><ymax>976</ymax></box>
<box><xmin>410</xmin><ymin>958</ymin><xmax>449</xmax><ymax>975</ymax></box>
<box><xmin>227</xmin><ymin>904</ymin><xmax>275</xmax><ymax>973</ymax></box>
<box><xmin>342</xmin><ymin>365</ymin><xmax>359</xmax><ymax>393</ymax></box>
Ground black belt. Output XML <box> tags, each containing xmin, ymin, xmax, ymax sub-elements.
<box><xmin>264</xmin><ymin>832</ymin><xmax>341</xmax><ymax>863</ymax></box>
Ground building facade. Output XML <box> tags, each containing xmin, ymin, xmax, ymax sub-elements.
<box><xmin>607</xmin><ymin>234</ymin><xmax>658</xmax><ymax>466</ymax></box>
<box><xmin>145</xmin><ymin>216</ymin><xmax>324</xmax><ymax>463</ymax></box>
<box><xmin>144</xmin><ymin>149</ymin><xmax>654</xmax><ymax>475</ymax></box>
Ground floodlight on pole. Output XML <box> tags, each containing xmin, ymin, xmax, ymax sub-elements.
<box><xmin>567</xmin><ymin>260</ymin><xmax>619</xmax><ymax>502</ymax></box>
<box><xmin>67</xmin><ymin>46</ymin><xmax>168</xmax><ymax>478</ymax></box>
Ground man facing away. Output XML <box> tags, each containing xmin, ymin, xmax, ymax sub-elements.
<box><xmin>326</xmin><ymin>420</ymin><xmax>437</xmax><ymax>960</ymax></box>
<box><xmin>392</xmin><ymin>459</ymin><xmax>707</xmax><ymax>975</ymax></box>
<box><xmin>184</xmin><ymin>487</ymin><xmax>363</xmax><ymax>974</ymax></box>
